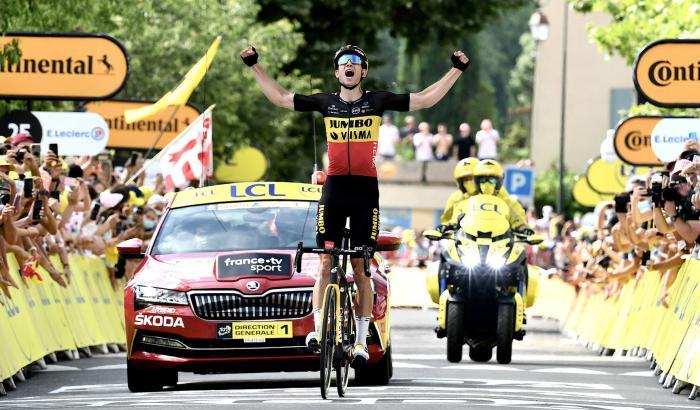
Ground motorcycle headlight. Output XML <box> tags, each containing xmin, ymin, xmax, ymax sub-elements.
<box><xmin>486</xmin><ymin>254</ymin><xmax>506</xmax><ymax>270</ymax></box>
<box><xmin>459</xmin><ymin>246</ymin><xmax>480</xmax><ymax>270</ymax></box>
<box><xmin>135</xmin><ymin>285</ymin><xmax>188</xmax><ymax>306</ymax></box>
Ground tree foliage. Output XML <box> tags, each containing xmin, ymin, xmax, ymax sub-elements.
<box><xmin>569</xmin><ymin>0</ymin><xmax>700</xmax><ymax>65</ymax></box>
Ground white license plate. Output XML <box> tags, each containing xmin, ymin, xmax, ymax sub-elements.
<box><xmin>243</xmin><ymin>338</ymin><xmax>266</xmax><ymax>343</ymax></box>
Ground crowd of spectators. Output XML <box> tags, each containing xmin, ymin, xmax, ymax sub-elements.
<box><xmin>0</xmin><ymin>133</ymin><xmax>168</xmax><ymax>300</ymax></box>
<box><xmin>378</xmin><ymin>115</ymin><xmax>500</xmax><ymax>162</ymax></box>
<box><xmin>528</xmin><ymin>140</ymin><xmax>700</xmax><ymax>306</ymax></box>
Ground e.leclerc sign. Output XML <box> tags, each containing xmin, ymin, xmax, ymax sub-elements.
<box><xmin>0</xmin><ymin>33</ymin><xmax>128</xmax><ymax>100</ymax></box>
<box><xmin>634</xmin><ymin>39</ymin><xmax>700</xmax><ymax>107</ymax></box>
<box><xmin>614</xmin><ymin>116</ymin><xmax>699</xmax><ymax>166</ymax></box>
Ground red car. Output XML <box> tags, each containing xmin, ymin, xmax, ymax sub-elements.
<box><xmin>120</xmin><ymin>182</ymin><xmax>400</xmax><ymax>392</ymax></box>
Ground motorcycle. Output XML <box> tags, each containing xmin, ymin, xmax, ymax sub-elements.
<box><xmin>424</xmin><ymin>194</ymin><xmax>543</xmax><ymax>364</ymax></box>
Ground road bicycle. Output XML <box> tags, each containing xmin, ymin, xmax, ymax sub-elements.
<box><xmin>295</xmin><ymin>229</ymin><xmax>371</xmax><ymax>399</ymax></box>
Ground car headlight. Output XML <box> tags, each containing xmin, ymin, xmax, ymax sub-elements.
<box><xmin>135</xmin><ymin>285</ymin><xmax>188</xmax><ymax>306</ymax></box>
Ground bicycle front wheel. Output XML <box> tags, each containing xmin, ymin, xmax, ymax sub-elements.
<box><xmin>336</xmin><ymin>287</ymin><xmax>355</xmax><ymax>397</ymax></box>
<box><xmin>319</xmin><ymin>286</ymin><xmax>337</xmax><ymax>400</ymax></box>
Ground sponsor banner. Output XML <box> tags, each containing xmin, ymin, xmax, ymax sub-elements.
<box><xmin>215</xmin><ymin>147</ymin><xmax>268</xmax><ymax>182</ymax></box>
<box><xmin>585</xmin><ymin>157</ymin><xmax>627</xmax><ymax>195</ymax></box>
<box><xmin>225</xmin><ymin>321</ymin><xmax>293</xmax><ymax>339</ymax></box>
<box><xmin>32</xmin><ymin>111</ymin><xmax>109</xmax><ymax>156</ymax></box>
<box><xmin>633</xmin><ymin>39</ymin><xmax>700</xmax><ymax>107</ymax></box>
<box><xmin>171</xmin><ymin>182</ymin><xmax>322</xmax><ymax>208</ymax></box>
<box><xmin>0</xmin><ymin>110</ymin><xmax>43</xmax><ymax>142</ymax></box>
<box><xmin>650</xmin><ymin>118</ymin><xmax>700</xmax><ymax>162</ymax></box>
<box><xmin>85</xmin><ymin>100</ymin><xmax>201</xmax><ymax>149</ymax></box>
<box><xmin>613</xmin><ymin>116</ymin><xmax>663</xmax><ymax>166</ymax></box>
<box><xmin>217</xmin><ymin>252</ymin><xmax>292</xmax><ymax>279</ymax></box>
<box><xmin>0</xmin><ymin>33</ymin><xmax>128</xmax><ymax>100</ymax></box>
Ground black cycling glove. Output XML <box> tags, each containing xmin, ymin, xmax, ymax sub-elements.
<box><xmin>451</xmin><ymin>53</ymin><xmax>470</xmax><ymax>71</ymax></box>
<box><xmin>241</xmin><ymin>46</ymin><xmax>259</xmax><ymax>67</ymax></box>
<box><xmin>517</xmin><ymin>227</ymin><xmax>535</xmax><ymax>236</ymax></box>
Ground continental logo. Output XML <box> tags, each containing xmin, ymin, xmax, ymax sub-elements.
<box><xmin>613</xmin><ymin>116</ymin><xmax>663</xmax><ymax>166</ymax></box>
<box><xmin>324</xmin><ymin>115</ymin><xmax>380</xmax><ymax>143</ymax></box>
<box><xmin>634</xmin><ymin>39</ymin><xmax>700</xmax><ymax>107</ymax></box>
<box><xmin>317</xmin><ymin>204</ymin><xmax>326</xmax><ymax>234</ymax></box>
<box><xmin>370</xmin><ymin>208</ymin><xmax>379</xmax><ymax>241</ymax></box>
<box><xmin>0</xmin><ymin>33</ymin><xmax>128</xmax><ymax>100</ymax></box>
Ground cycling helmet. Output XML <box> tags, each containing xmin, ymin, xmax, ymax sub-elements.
<box><xmin>333</xmin><ymin>45</ymin><xmax>368</xmax><ymax>70</ymax></box>
<box><xmin>453</xmin><ymin>157</ymin><xmax>479</xmax><ymax>194</ymax></box>
<box><xmin>473</xmin><ymin>159</ymin><xmax>504</xmax><ymax>196</ymax></box>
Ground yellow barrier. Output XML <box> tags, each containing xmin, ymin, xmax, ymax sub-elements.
<box><xmin>0</xmin><ymin>254</ymin><xmax>125</xmax><ymax>381</ymax></box>
<box><xmin>537</xmin><ymin>260</ymin><xmax>700</xmax><ymax>390</ymax></box>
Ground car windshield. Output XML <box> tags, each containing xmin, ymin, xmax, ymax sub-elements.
<box><xmin>152</xmin><ymin>201</ymin><xmax>318</xmax><ymax>255</ymax></box>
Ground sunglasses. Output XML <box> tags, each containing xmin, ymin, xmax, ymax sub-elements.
<box><xmin>479</xmin><ymin>177</ymin><xmax>500</xmax><ymax>185</ymax></box>
<box><xmin>336</xmin><ymin>54</ymin><xmax>362</xmax><ymax>66</ymax></box>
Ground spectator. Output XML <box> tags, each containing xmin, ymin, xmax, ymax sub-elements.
<box><xmin>378</xmin><ymin>114</ymin><xmax>400</xmax><ymax>160</ymax></box>
<box><xmin>452</xmin><ymin>123</ymin><xmax>475</xmax><ymax>160</ymax></box>
<box><xmin>475</xmin><ymin>119</ymin><xmax>499</xmax><ymax>160</ymax></box>
<box><xmin>400</xmin><ymin>115</ymin><xmax>419</xmax><ymax>140</ymax></box>
<box><xmin>413</xmin><ymin>122</ymin><xmax>434</xmax><ymax>162</ymax></box>
<box><xmin>432</xmin><ymin>123</ymin><xmax>453</xmax><ymax>161</ymax></box>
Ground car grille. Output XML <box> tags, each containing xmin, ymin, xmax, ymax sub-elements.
<box><xmin>190</xmin><ymin>289</ymin><xmax>313</xmax><ymax>320</ymax></box>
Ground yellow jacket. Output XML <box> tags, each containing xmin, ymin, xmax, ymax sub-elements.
<box><xmin>440</xmin><ymin>190</ymin><xmax>464</xmax><ymax>225</ymax></box>
<box><xmin>449</xmin><ymin>189</ymin><xmax>528</xmax><ymax>229</ymax></box>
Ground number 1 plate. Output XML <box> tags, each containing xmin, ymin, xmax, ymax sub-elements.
<box><xmin>230</xmin><ymin>321</ymin><xmax>293</xmax><ymax>339</ymax></box>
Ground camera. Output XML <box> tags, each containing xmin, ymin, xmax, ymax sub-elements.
<box><xmin>647</xmin><ymin>173</ymin><xmax>665</xmax><ymax>206</ymax></box>
<box><xmin>614</xmin><ymin>193</ymin><xmax>631</xmax><ymax>213</ymax></box>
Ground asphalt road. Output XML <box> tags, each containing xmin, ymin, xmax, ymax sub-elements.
<box><xmin>0</xmin><ymin>309</ymin><xmax>696</xmax><ymax>409</ymax></box>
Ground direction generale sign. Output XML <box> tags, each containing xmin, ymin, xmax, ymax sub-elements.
<box><xmin>85</xmin><ymin>100</ymin><xmax>200</xmax><ymax>149</ymax></box>
<box><xmin>634</xmin><ymin>39</ymin><xmax>700</xmax><ymax>107</ymax></box>
<box><xmin>0</xmin><ymin>33</ymin><xmax>129</xmax><ymax>100</ymax></box>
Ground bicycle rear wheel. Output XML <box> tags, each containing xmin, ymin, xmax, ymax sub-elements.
<box><xmin>336</xmin><ymin>287</ymin><xmax>355</xmax><ymax>397</ymax></box>
<box><xmin>319</xmin><ymin>286</ymin><xmax>337</xmax><ymax>400</ymax></box>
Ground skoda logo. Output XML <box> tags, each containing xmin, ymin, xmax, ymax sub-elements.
<box><xmin>246</xmin><ymin>281</ymin><xmax>260</xmax><ymax>291</ymax></box>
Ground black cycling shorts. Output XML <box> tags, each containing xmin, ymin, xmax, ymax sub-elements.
<box><xmin>316</xmin><ymin>175</ymin><xmax>380</xmax><ymax>253</ymax></box>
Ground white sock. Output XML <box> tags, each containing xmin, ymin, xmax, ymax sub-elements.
<box><xmin>312</xmin><ymin>308</ymin><xmax>321</xmax><ymax>334</ymax></box>
<box><xmin>355</xmin><ymin>316</ymin><xmax>370</xmax><ymax>347</ymax></box>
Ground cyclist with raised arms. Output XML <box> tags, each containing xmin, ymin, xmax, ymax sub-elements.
<box><xmin>241</xmin><ymin>44</ymin><xmax>469</xmax><ymax>367</ymax></box>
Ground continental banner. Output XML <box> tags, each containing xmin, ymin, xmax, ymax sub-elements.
<box><xmin>0</xmin><ymin>33</ymin><xmax>129</xmax><ymax>100</ymax></box>
<box><xmin>634</xmin><ymin>39</ymin><xmax>700</xmax><ymax>107</ymax></box>
<box><xmin>0</xmin><ymin>254</ymin><xmax>125</xmax><ymax>381</ymax></box>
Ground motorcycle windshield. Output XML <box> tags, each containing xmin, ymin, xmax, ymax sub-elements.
<box><xmin>459</xmin><ymin>194</ymin><xmax>511</xmax><ymax>238</ymax></box>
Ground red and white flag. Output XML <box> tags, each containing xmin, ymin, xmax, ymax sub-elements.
<box><xmin>159</xmin><ymin>109</ymin><xmax>213</xmax><ymax>190</ymax></box>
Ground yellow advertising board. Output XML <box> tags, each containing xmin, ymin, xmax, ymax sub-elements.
<box><xmin>585</xmin><ymin>157</ymin><xmax>627</xmax><ymax>195</ymax></box>
<box><xmin>85</xmin><ymin>100</ymin><xmax>200</xmax><ymax>149</ymax></box>
<box><xmin>215</xmin><ymin>147</ymin><xmax>268</xmax><ymax>182</ymax></box>
<box><xmin>171</xmin><ymin>182</ymin><xmax>322</xmax><ymax>208</ymax></box>
<box><xmin>634</xmin><ymin>39</ymin><xmax>700</xmax><ymax>107</ymax></box>
<box><xmin>0</xmin><ymin>33</ymin><xmax>128</xmax><ymax>100</ymax></box>
<box><xmin>614</xmin><ymin>116</ymin><xmax>663</xmax><ymax>166</ymax></box>
<box><xmin>572</xmin><ymin>176</ymin><xmax>612</xmax><ymax>208</ymax></box>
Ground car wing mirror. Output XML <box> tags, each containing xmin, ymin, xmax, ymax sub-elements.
<box><xmin>117</xmin><ymin>238</ymin><xmax>145</xmax><ymax>259</ymax></box>
<box><xmin>376</xmin><ymin>231</ymin><xmax>401</xmax><ymax>251</ymax></box>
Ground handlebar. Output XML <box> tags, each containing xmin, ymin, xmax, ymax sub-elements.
<box><xmin>294</xmin><ymin>242</ymin><xmax>371</xmax><ymax>277</ymax></box>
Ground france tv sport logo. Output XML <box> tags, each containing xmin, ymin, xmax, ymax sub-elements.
<box><xmin>91</xmin><ymin>127</ymin><xmax>106</xmax><ymax>141</ymax></box>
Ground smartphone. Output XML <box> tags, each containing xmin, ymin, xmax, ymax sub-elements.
<box><xmin>89</xmin><ymin>202</ymin><xmax>101</xmax><ymax>221</ymax></box>
<box><xmin>32</xmin><ymin>198</ymin><xmax>43</xmax><ymax>222</ymax></box>
<box><xmin>12</xmin><ymin>194</ymin><xmax>20</xmax><ymax>209</ymax></box>
<box><xmin>129</xmin><ymin>152</ymin><xmax>139</xmax><ymax>167</ymax></box>
<box><xmin>30</xmin><ymin>143</ymin><xmax>41</xmax><ymax>158</ymax></box>
<box><xmin>63</xmin><ymin>176</ymin><xmax>76</xmax><ymax>188</ymax></box>
<box><xmin>49</xmin><ymin>143</ymin><xmax>58</xmax><ymax>156</ymax></box>
<box><xmin>50</xmin><ymin>190</ymin><xmax>60</xmax><ymax>200</ymax></box>
<box><xmin>23</xmin><ymin>178</ymin><xmax>33</xmax><ymax>198</ymax></box>
<box><xmin>693</xmin><ymin>155</ymin><xmax>700</xmax><ymax>164</ymax></box>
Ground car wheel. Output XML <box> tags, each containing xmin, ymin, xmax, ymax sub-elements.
<box><xmin>496</xmin><ymin>303</ymin><xmax>514</xmax><ymax>364</ymax></box>
<box><xmin>446</xmin><ymin>302</ymin><xmax>464</xmax><ymax>363</ymax></box>
<box><xmin>127</xmin><ymin>361</ymin><xmax>175</xmax><ymax>392</ymax></box>
<box><xmin>354</xmin><ymin>345</ymin><xmax>392</xmax><ymax>386</ymax></box>
<box><xmin>469</xmin><ymin>346</ymin><xmax>492</xmax><ymax>362</ymax></box>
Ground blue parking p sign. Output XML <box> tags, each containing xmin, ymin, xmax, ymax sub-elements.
<box><xmin>504</xmin><ymin>167</ymin><xmax>534</xmax><ymax>205</ymax></box>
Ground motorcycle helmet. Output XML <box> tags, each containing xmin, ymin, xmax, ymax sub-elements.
<box><xmin>474</xmin><ymin>159</ymin><xmax>504</xmax><ymax>196</ymax></box>
<box><xmin>453</xmin><ymin>157</ymin><xmax>479</xmax><ymax>194</ymax></box>
<box><xmin>333</xmin><ymin>45</ymin><xmax>368</xmax><ymax>70</ymax></box>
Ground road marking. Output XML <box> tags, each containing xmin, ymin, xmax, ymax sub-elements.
<box><xmin>84</xmin><ymin>365</ymin><xmax>127</xmax><ymax>371</ymax></box>
<box><xmin>441</xmin><ymin>364</ymin><xmax>524</xmax><ymax>371</ymax></box>
<box><xmin>392</xmin><ymin>361</ymin><xmax>433</xmax><ymax>368</ymax></box>
<box><xmin>531</xmin><ymin>367</ymin><xmax>611</xmax><ymax>375</ymax></box>
<box><xmin>619</xmin><ymin>370</ymin><xmax>655</xmax><ymax>377</ymax></box>
<box><xmin>42</xmin><ymin>365</ymin><xmax>82</xmax><ymax>372</ymax></box>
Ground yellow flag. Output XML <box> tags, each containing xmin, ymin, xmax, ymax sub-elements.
<box><xmin>124</xmin><ymin>36</ymin><xmax>221</xmax><ymax>124</ymax></box>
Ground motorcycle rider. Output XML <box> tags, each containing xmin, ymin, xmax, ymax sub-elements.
<box><xmin>451</xmin><ymin>159</ymin><xmax>532</xmax><ymax>234</ymax></box>
<box><xmin>440</xmin><ymin>157</ymin><xmax>479</xmax><ymax>225</ymax></box>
